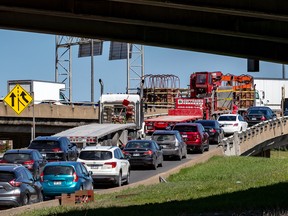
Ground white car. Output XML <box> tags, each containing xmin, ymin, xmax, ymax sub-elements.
<box><xmin>217</xmin><ymin>114</ymin><xmax>248</xmax><ymax>136</ymax></box>
<box><xmin>77</xmin><ymin>146</ymin><xmax>130</xmax><ymax>187</ymax></box>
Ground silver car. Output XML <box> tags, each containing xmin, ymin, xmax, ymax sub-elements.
<box><xmin>0</xmin><ymin>164</ymin><xmax>43</xmax><ymax>207</ymax></box>
<box><xmin>151</xmin><ymin>130</ymin><xmax>187</xmax><ymax>160</ymax></box>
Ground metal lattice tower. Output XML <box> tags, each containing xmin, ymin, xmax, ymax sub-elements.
<box><xmin>127</xmin><ymin>44</ymin><xmax>145</xmax><ymax>95</ymax></box>
<box><xmin>56</xmin><ymin>36</ymin><xmax>145</xmax><ymax>101</ymax></box>
<box><xmin>55</xmin><ymin>36</ymin><xmax>81</xmax><ymax>101</ymax></box>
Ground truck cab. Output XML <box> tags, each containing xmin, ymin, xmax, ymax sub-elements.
<box><xmin>99</xmin><ymin>93</ymin><xmax>142</xmax><ymax>130</ymax></box>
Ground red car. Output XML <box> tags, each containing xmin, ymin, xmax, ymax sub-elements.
<box><xmin>172</xmin><ymin>123</ymin><xmax>209</xmax><ymax>153</ymax></box>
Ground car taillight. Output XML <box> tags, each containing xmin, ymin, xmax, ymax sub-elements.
<box><xmin>209</xmin><ymin>129</ymin><xmax>216</xmax><ymax>133</ymax></box>
<box><xmin>73</xmin><ymin>172</ymin><xmax>79</xmax><ymax>182</ymax></box>
<box><xmin>0</xmin><ymin>159</ymin><xmax>7</xmax><ymax>163</ymax></box>
<box><xmin>122</xmin><ymin>150</ymin><xmax>130</xmax><ymax>156</ymax></box>
<box><xmin>52</xmin><ymin>148</ymin><xmax>61</xmax><ymax>152</ymax></box>
<box><xmin>104</xmin><ymin>162</ymin><xmax>117</xmax><ymax>168</ymax></box>
<box><xmin>9</xmin><ymin>179</ymin><xmax>21</xmax><ymax>187</ymax></box>
<box><xmin>195</xmin><ymin>133</ymin><xmax>201</xmax><ymax>143</ymax></box>
<box><xmin>261</xmin><ymin>116</ymin><xmax>266</xmax><ymax>121</ymax></box>
<box><xmin>233</xmin><ymin>123</ymin><xmax>239</xmax><ymax>127</ymax></box>
<box><xmin>175</xmin><ymin>140</ymin><xmax>179</xmax><ymax>147</ymax></box>
<box><xmin>144</xmin><ymin>150</ymin><xmax>153</xmax><ymax>155</ymax></box>
<box><xmin>23</xmin><ymin>160</ymin><xmax>34</xmax><ymax>169</ymax></box>
<box><xmin>40</xmin><ymin>172</ymin><xmax>44</xmax><ymax>182</ymax></box>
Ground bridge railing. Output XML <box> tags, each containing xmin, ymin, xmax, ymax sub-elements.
<box><xmin>220</xmin><ymin>117</ymin><xmax>288</xmax><ymax>156</ymax></box>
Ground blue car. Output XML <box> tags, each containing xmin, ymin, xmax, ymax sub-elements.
<box><xmin>40</xmin><ymin>161</ymin><xmax>93</xmax><ymax>198</ymax></box>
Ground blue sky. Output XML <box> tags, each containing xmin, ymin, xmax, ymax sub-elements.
<box><xmin>0</xmin><ymin>29</ymin><xmax>284</xmax><ymax>102</ymax></box>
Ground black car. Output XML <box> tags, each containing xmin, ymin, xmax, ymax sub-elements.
<box><xmin>194</xmin><ymin>120</ymin><xmax>224</xmax><ymax>144</ymax></box>
<box><xmin>151</xmin><ymin>130</ymin><xmax>187</xmax><ymax>160</ymax></box>
<box><xmin>122</xmin><ymin>140</ymin><xmax>163</xmax><ymax>170</ymax></box>
<box><xmin>0</xmin><ymin>164</ymin><xmax>43</xmax><ymax>207</ymax></box>
<box><xmin>244</xmin><ymin>106</ymin><xmax>277</xmax><ymax>126</ymax></box>
<box><xmin>28</xmin><ymin>136</ymin><xmax>78</xmax><ymax>161</ymax></box>
<box><xmin>0</xmin><ymin>149</ymin><xmax>47</xmax><ymax>179</ymax></box>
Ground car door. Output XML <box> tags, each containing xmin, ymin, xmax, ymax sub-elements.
<box><xmin>115</xmin><ymin>149</ymin><xmax>129</xmax><ymax>177</ymax></box>
<box><xmin>33</xmin><ymin>151</ymin><xmax>46</xmax><ymax>174</ymax></box>
<box><xmin>238</xmin><ymin>115</ymin><xmax>248</xmax><ymax>130</ymax></box>
<box><xmin>175</xmin><ymin>132</ymin><xmax>186</xmax><ymax>153</ymax></box>
<box><xmin>78</xmin><ymin>163</ymin><xmax>93</xmax><ymax>190</ymax></box>
<box><xmin>20</xmin><ymin>168</ymin><xmax>39</xmax><ymax>203</ymax></box>
<box><xmin>152</xmin><ymin>141</ymin><xmax>162</xmax><ymax>164</ymax></box>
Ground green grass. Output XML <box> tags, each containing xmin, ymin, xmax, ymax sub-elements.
<box><xmin>20</xmin><ymin>151</ymin><xmax>288</xmax><ymax>216</ymax></box>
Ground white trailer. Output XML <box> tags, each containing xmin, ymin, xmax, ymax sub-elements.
<box><xmin>254</xmin><ymin>78</ymin><xmax>288</xmax><ymax>111</ymax></box>
<box><xmin>7</xmin><ymin>80</ymin><xmax>66</xmax><ymax>104</ymax></box>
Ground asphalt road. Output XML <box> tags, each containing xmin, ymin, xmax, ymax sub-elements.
<box><xmin>95</xmin><ymin>144</ymin><xmax>218</xmax><ymax>190</ymax></box>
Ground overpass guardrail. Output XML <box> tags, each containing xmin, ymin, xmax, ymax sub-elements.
<box><xmin>220</xmin><ymin>117</ymin><xmax>288</xmax><ymax>156</ymax></box>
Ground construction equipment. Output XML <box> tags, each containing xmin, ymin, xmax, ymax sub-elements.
<box><xmin>144</xmin><ymin>71</ymin><xmax>255</xmax><ymax>134</ymax></box>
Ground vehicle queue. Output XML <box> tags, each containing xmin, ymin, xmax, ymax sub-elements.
<box><xmin>0</xmin><ymin>106</ymin><xmax>276</xmax><ymax>208</ymax></box>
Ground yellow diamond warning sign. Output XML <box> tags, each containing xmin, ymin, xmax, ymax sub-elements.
<box><xmin>4</xmin><ymin>84</ymin><xmax>33</xmax><ymax>115</ymax></box>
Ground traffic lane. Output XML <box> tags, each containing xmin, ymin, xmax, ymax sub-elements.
<box><xmin>129</xmin><ymin>144</ymin><xmax>217</xmax><ymax>183</ymax></box>
<box><xmin>94</xmin><ymin>145</ymin><xmax>217</xmax><ymax>190</ymax></box>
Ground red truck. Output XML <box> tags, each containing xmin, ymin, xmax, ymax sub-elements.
<box><xmin>144</xmin><ymin>71</ymin><xmax>255</xmax><ymax>134</ymax></box>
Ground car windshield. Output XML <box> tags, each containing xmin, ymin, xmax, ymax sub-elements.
<box><xmin>0</xmin><ymin>171</ymin><xmax>15</xmax><ymax>182</ymax></box>
<box><xmin>152</xmin><ymin>134</ymin><xmax>175</xmax><ymax>141</ymax></box>
<box><xmin>3</xmin><ymin>153</ymin><xmax>32</xmax><ymax>162</ymax></box>
<box><xmin>126</xmin><ymin>142</ymin><xmax>152</xmax><ymax>148</ymax></box>
<box><xmin>79</xmin><ymin>151</ymin><xmax>112</xmax><ymax>160</ymax></box>
<box><xmin>29</xmin><ymin>140</ymin><xmax>60</xmax><ymax>149</ymax></box>
<box><xmin>173</xmin><ymin>125</ymin><xmax>198</xmax><ymax>132</ymax></box>
<box><xmin>44</xmin><ymin>165</ymin><xmax>74</xmax><ymax>175</ymax></box>
<box><xmin>248</xmin><ymin>110</ymin><xmax>268</xmax><ymax>115</ymax></box>
<box><xmin>218</xmin><ymin>116</ymin><xmax>236</xmax><ymax>121</ymax></box>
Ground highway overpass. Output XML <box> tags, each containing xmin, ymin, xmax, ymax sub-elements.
<box><xmin>1</xmin><ymin>98</ymin><xmax>287</xmax><ymax>156</ymax></box>
<box><xmin>0</xmin><ymin>102</ymin><xmax>167</xmax><ymax>148</ymax></box>
<box><xmin>221</xmin><ymin>117</ymin><xmax>288</xmax><ymax>156</ymax></box>
<box><xmin>0</xmin><ymin>0</ymin><xmax>288</xmax><ymax>64</ymax></box>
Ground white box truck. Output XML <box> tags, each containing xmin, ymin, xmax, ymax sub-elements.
<box><xmin>254</xmin><ymin>78</ymin><xmax>288</xmax><ymax>111</ymax></box>
<box><xmin>7</xmin><ymin>80</ymin><xmax>66</xmax><ymax>104</ymax></box>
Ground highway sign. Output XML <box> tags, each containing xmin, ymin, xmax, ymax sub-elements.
<box><xmin>4</xmin><ymin>84</ymin><xmax>33</xmax><ymax>114</ymax></box>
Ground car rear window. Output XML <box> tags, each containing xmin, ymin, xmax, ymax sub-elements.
<box><xmin>218</xmin><ymin>116</ymin><xmax>236</xmax><ymax>121</ymax></box>
<box><xmin>3</xmin><ymin>153</ymin><xmax>32</xmax><ymax>163</ymax></box>
<box><xmin>152</xmin><ymin>134</ymin><xmax>175</xmax><ymax>142</ymax></box>
<box><xmin>126</xmin><ymin>142</ymin><xmax>152</xmax><ymax>148</ymax></box>
<box><xmin>79</xmin><ymin>151</ymin><xmax>112</xmax><ymax>160</ymax></box>
<box><xmin>44</xmin><ymin>166</ymin><xmax>74</xmax><ymax>175</ymax></box>
<box><xmin>29</xmin><ymin>140</ymin><xmax>60</xmax><ymax>149</ymax></box>
<box><xmin>196</xmin><ymin>121</ymin><xmax>215</xmax><ymax>127</ymax></box>
<box><xmin>248</xmin><ymin>110</ymin><xmax>268</xmax><ymax>115</ymax></box>
<box><xmin>0</xmin><ymin>171</ymin><xmax>15</xmax><ymax>182</ymax></box>
<box><xmin>173</xmin><ymin>125</ymin><xmax>198</xmax><ymax>132</ymax></box>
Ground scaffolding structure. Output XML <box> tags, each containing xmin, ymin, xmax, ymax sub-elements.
<box><xmin>143</xmin><ymin>74</ymin><xmax>185</xmax><ymax>108</ymax></box>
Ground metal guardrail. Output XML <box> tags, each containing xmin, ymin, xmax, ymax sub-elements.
<box><xmin>219</xmin><ymin>117</ymin><xmax>288</xmax><ymax>156</ymax></box>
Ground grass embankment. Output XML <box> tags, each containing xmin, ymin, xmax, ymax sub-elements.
<box><xmin>21</xmin><ymin>151</ymin><xmax>288</xmax><ymax>216</ymax></box>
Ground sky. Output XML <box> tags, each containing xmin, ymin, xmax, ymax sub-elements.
<box><xmin>0</xmin><ymin>29</ymin><xmax>284</xmax><ymax>102</ymax></box>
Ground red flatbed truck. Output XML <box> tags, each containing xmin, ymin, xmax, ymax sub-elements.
<box><xmin>144</xmin><ymin>71</ymin><xmax>255</xmax><ymax>134</ymax></box>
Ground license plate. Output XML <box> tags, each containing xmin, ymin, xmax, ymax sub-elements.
<box><xmin>54</xmin><ymin>181</ymin><xmax>61</xmax><ymax>185</ymax></box>
<box><xmin>182</xmin><ymin>135</ymin><xmax>187</xmax><ymax>138</ymax></box>
<box><xmin>42</xmin><ymin>153</ymin><xmax>46</xmax><ymax>157</ymax></box>
<box><xmin>162</xmin><ymin>145</ymin><xmax>167</xmax><ymax>148</ymax></box>
<box><xmin>91</xmin><ymin>165</ymin><xmax>100</xmax><ymax>169</ymax></box>
<box><xmin>133</xmin><ymin>153</ymin><xmax>140</xmax><ymax>156</ymax></box>
<box><xmin>252</xmin><ymin>118</ymin><xmax>256</xmax><ymax>120</ymax></box>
